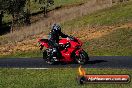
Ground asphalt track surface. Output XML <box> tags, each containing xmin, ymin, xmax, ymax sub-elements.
<box><xmin>0</xmin><ymin>56</ymin><xmax>132</xmax><ymax>69</ymax></box>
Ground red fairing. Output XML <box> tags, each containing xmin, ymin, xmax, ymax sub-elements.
<box><xmin>38</xmin><ymin>36</ymin><xmax>84</xmax><ymax>63</ymax></box>
<box><xmin>59</xmin><ymin>37</ymin><xmax>83</xmax><ymax>62</ymax></box>
<box><xmin>38</xmin><ymin>39</ymin><xmax>50</xmax><ymax>48</ymax></box>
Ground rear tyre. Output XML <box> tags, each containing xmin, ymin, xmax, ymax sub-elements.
<box><xmin>75</xmin><ymin>50</ymin><xmax>89</xmax><ymax>65</ymax></box>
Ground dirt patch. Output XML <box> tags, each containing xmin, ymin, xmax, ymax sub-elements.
<box><xmin>73</xmin><ymin>22</ymin><xmax>132</xmax><ymax>41</ymax></box>
<box><xmin>0</xmin><ymin>22</ymin><xmax>132</xmax><ymax>56</ymax></box>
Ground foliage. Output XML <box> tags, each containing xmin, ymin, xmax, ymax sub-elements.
<box><xmin>0</xmin><ymin>0</ymin><xmax>26</xmax><ymax>14</ymax></box>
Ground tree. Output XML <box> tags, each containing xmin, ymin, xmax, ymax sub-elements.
<box><xmin>0</xmin><ymin>11</ymin><xmax>4</xmax><ymax>27</ymax></box>
<box><xmin>0</xmin><ymin>0</ymin><xmax>10</xmax><ymax>27</ymax></box>
<box><xmin>8</xmin><ymin>0</ymin><xmax>26</xmax><ymax>32</ymax></box>
<box><xmin>0</xmin><ymin>0</ymin><xmax>26</xmax><ymax>32</ymax></box>
<box><xmin>24</xmin><ymin>0</ymin><xmax>31</xmax><ymax>25</ymax></box>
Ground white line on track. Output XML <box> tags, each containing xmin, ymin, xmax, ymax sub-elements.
<box><xmin>13</xmin><ymin>68</ymin><xmax>49</xmax><ymax>70</ymax></box>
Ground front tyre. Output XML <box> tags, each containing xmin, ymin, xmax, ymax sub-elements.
<box><xmin>75</xmin><ymin>50</ymin><xmax>89</xmax><ymax>65</ymax></box>
<box><xmin>43</xmin><ymin>50</ymin><xmax>55</xmax><ymax>65</ymax></box>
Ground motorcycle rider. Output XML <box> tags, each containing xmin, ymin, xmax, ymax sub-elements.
<box><xmin>48</xmin><ymin>24</ymin><xmax>69</xmax><ymax>46</ymax></box>
<box><xmin>47</xmin><ymin>24</ymin><xmax>70</xmax><ymax>61</ymax></box>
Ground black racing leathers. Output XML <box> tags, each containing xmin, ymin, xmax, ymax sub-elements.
<box><xmin>48</xmin><ymin>29</ymin><xmax>69</xmax><ymax>59</ymax></box>
<box><xmin>48</xmin><ymin>29</ymin><xmax>69</xmax><ymax>47</ymax></box>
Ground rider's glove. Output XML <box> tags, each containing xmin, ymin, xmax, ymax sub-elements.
<box><xmin>68</xmin><ymin>35</ymin><xmax>74</xmax><ymax>40</ymax></box>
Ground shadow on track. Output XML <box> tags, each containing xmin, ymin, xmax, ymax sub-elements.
<box><xmin>50</xmin><ymin>60</ymin><xmax>108</xmax><ymax>66</ymax></box>
<box><xmin>87</xmin><ymin>60</ymin><xmax>107</xmax><ymax>65</ymax></box>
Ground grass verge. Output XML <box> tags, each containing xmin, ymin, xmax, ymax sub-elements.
<box><xmin>0</xmin><ymin>68</ymin><xmax>132</xmax><ymax>88</ymax></box>
<box><xmin>0</xmin><ymin>50</ymin><xmax>42</xmax><ymax>58</ymax></box>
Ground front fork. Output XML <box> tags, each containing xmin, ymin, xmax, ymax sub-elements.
<box><xmin>47</xmin><ymin>48</ymin><xmax>59</xmax><ymax>61</ymax></box>
<box><xmin>75</xmin><ymin>49</ymin><xmax>83</xmax><ymax>56</ymax></box>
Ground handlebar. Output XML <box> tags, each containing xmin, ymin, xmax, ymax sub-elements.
<box><xmin>68</xmin><ymin>36</ymin><xmax>75</xmax><ymax>41</ymax></box>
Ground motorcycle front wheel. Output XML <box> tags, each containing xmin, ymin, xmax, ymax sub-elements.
<box><xmin>75</xmin><ymin>50</ymin><xmax>89</xmax><ymax>65</ymax></box>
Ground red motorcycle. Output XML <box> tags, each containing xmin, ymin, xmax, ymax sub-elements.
<box><xmin>38</xmin><ymin>36</ymin><xmax>89</xmax><ymax>64</ymax></box>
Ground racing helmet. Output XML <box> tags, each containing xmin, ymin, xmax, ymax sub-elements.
<box><xmin>51</xmin><ymin>24</ymin><xmax>61</xmax><ymax>33</ymax></box>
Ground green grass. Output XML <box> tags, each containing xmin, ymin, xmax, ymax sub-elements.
<box><xmin>62</xmin><ymin>1</ymin><xmax>132</xmax><ymax>28</ymax></box>
<box><xmin>0</xmin><ymin>50</ymin><xmax>42</xmax><ymax>58</ymax></box>
<box><xmin>53</xmin><ymin>0</ymin><xmax>87</xmax><ymax>6</ymax></box>
<box><xmin>86</xmin><ymin>27</ymin><xmax>132</xmax><ymax>56</ymax></box>
<box><xmin>0</xmin><ymin>68</ymin><xmax>132</xmax><ymax>88</ymax></box>
<box><xmin>30</xmin><ymin>0</ymin><xmax>88</xmax><ymax>13</ymax></box>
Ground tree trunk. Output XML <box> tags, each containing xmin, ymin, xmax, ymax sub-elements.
<box><xmin>25</xmin><ymin>0</ymin><xmax>31</xmax><ymax>25</ymax></box>
<box><xmin>43</xmin><ymin>6</ymin><xmax>47</xmax><ymax>17</ymax></box>
<box><xmin>0</xmin><ymin>11</ymin><xmax>3</xmax><ymax>27</ymax></box>
<box><xmin>11</xmin><ymin>14</ymin><xmax>15</xmax><ymax>33</ymax></box>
